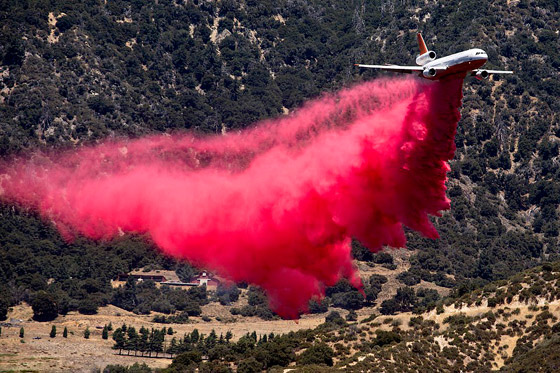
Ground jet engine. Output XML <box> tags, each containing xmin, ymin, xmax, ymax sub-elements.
<box><xmin>415</xmin><ymin>51</ymin><xmax>437</xmax><ymax>66</ymax></box>
<box><xmin>422</xmin><ymin>68</ymin><xmax>437</xmax><ymax>78</ymax></box>
<box><xmin>474</xmin><ymin>70</ymin><xmax>489</xmax><ymax>80</ymax></box>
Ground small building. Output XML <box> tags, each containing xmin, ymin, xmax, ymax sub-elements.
<box><xmin>113</xmin><ymin>269</ymin><xmax>221</xmax><ymax>290</ymax></box>
<box><xmin>113</xmin><ymin>269</ymin><xmax>181</xmax><ymax>288</ymax></box>
<box><xmin>191</xmin><ymin>272</ymin><xmax>220</xmax><ymax>290</ymax></box>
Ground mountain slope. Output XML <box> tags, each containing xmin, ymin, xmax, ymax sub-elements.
<box><xmin>0</xmin><ymin>0</ymin><xmax>559</xmax><ymax>340</ymax></box>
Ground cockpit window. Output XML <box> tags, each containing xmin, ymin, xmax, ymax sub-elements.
<box><xmin>475</xmin><ymin>51</ymin><xmax>485</xmax><ymax>55</ymax></box>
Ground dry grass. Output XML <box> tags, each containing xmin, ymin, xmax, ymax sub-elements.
<box><xmin>0</xmin><ymin>303</ymin><xmax>333</xmax><ymax>372</ymax></box>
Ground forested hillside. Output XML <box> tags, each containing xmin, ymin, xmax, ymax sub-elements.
<box><xmin>1</xmin><ymin>0</ymin><xmax>559</xmax><ymax>322</ymax></box>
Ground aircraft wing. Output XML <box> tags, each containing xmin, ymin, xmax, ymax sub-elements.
<box><xmin>355</xmin><ymin>64</ymin><xmax>424</xmax><ymax>74</ymax></box>
<box><xmin>473</xmin><ymin>69</ymin><xmax>514</xmax><ymax>75</ymax></box>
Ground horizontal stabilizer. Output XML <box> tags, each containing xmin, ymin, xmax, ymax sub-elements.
<box><xmin>472</xmin><ymin>69</ymin><xmax>513</xmax><ymax>75</ymax></box>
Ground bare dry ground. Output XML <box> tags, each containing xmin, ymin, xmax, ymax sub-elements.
<box><xmin>0</xmin><ymin>258</ymin><xmax>412</xmax><ymax>372</ymax></box>
<box><xmin>0</xmin><ymin>303</ymin><xmax>343</xmax><ymax>372</ymax></box>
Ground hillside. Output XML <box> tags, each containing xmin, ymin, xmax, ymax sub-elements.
<box><xmin>2</xmin><ymin>262</ymin><xmax>560</xmax><ymax>372</ymax></box>
<box><xmin>0</xmin><ymin>0</ymin><xmax>560</xmax><ymax>370</ymax></box>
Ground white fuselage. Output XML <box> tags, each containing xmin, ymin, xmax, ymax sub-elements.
<box><xmin>422</xmin><ymin>48</ymin><xmax>488</xmax><ymax>79</ymax></box>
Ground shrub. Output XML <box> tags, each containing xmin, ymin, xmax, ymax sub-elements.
<box><xmin>298</xmin><ymin>343</ymin><xmax>334</xmax><ymax>366</ymax></box>
<box><xmin>0</xmin><ymin>298</ymin><xmax>8</xmax><ymax>321</ymax></box>
<box><xmin>237</xmin><ymin>357</ymin><xmax>262</xmax><ymax>373</ymax></box>
<box><xmin>325</xmin><ymin>311</ymin><xmax>346</xmax><ymax>326</ymax></box>
<box><xmin>31</xmin><ymin>291</ymin><xmax>58</xmax><ymax>321</ymax></box>
<box><xmin>78</xmin><ymin>299</ymin><xmax>99</xmax><ymax>315</ymax></box>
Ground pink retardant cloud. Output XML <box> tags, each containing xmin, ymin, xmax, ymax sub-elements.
<box><xmin>0</xmin><ymin>77</ymin><xmax>464</xmax><ymax>318</ymax></box>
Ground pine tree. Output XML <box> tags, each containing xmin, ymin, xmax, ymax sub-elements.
<box><xmin>63</xmin><ymin>327</ymin><xmax>68</xmax><ymax>338</ymax></box>
<box><xmin>50</xmin><ymin>325</ymin><xmax>56</xmax><ymax>338</ymax></box>
<box><xmin>19</xmin><ymin>327</ymin><xmax>24</xmax><ymax>338</ymax></box>
<box><xmin>153</xmin><ymin>329</ymin><xmax>165</xmax><ymax>357</ymax></box>
<box><xmin>167</xmin><ymin>326</ymin><xmax>173</xmax><ymax>335</ymax></box>
<box><xmin>107</xmin><ymin>322</ymin><xmax>113</xmax><ymax>331</ymax></box>
<box><xmin>139</xmin><ymin>327</ymin><xmax>149</xmax><ymax>356</ymax></box>
<box><xmin>126</xmin><ymin>326</ymin><xmax>138</xmax><ymax>355</ymax></box>
<box><xmin>84</xmin><ymin>327</ymin><xmax>90</xmax><ymax>339</ymax></box>
<box><xmin>102</xmin><ymin>325</ymin><xmax>109</xmax><ymax>339</ymax></box>
<box><xmin>191</xmin><ymin>329</ymin><xmax>199</xmax><ymax>343</ymax></box>
<box><xmin>168</xmin><ymin>337</ymin><xmax>177</xmax><ymax>357</ymax></box>
<box><xmin>0</xmin><ymin>326</ymin><xmax>2</xmax><ymax>337</ymax></box>
<box><xmin>112</xmin><ymin>328</ymin><xmax>126</xmax><ymax>355</ymax></box>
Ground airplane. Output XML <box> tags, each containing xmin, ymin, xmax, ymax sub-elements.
<box><xmin>355</xmin><ymin>33</ymin><xmax>513</xmax><ymax>80</ymax></box>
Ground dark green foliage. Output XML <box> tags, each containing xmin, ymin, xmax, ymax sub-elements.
<box><xmin>50</xmin><ymin>325</ymin><xmax>56</xmax><ymax>338</ymax></box>
<box><xmin>298</xmin><ymin>343</ymin><xmax>334</xmax><ymax>366</ymax></box>
<box><xmin>216</xmin><ymin>283</ymin><xmax>240</xmax><ymax>305</ymax></box>
<box><xmin>326</xmin><ymin>279</ymin><xmax>365</xmax><ymax>310</ymax></box>
<box><xmin>0</xmin><ymin>298</ymin><xmax>8</xmax><ymax>321</ymax></box>
<box><xmin>380</xmin><ymin>287</ymin><xmax>418</xmax><ymax>315</ymax></box>
<box><xmin>112</xmin><ymin>279</ymin><xmax>205</xmax><ymax>316</ymax></box>
<box><xmin>308</xmin><ymin>299</ymin><xmax>328</xmax><ymax>314</ymax></box>
<box><xmin>84</xmin><ymin>327</ymin><xmax>90</xmax><ymax>339</ymax></box>
<box><xmin>365</xmin><ymin>274</ymin><xmax>388</xmax><ymax>303</ymax></box>
<box><xmin>325</xmin><ymin>311</ymin><xmax>347</xmax><ymax>327</ymax></box>
<box><xmin>230</xmin><ymin>286</ymin><xmax>274</xmax><ymax>320</ymax></box>
<box><xmin>502</xmin><ymin>335</ymin><xmax>560</xmax><ymax>372</ymax></box>
<box><xmin>372</xmin><ymin>330</ymin><xmax>402</xmax><ymax>347</ymax></box>
<box><xmin>102</xmin><ymin>325</ymin><xmax>109</xmax><ymax>339</ymax></box>
<box><xmin>19</xmin><ymin>327</ymin><xmax>24</xmax><ymax>338</ymax></box>
<box><xmin>31</xmin><ymin>291</ymin><xmax>58</xmax><ymax>322</ymax></box>
<box><xmin>237</xmin><ymin>357</ymin><xmax>262</xmax><ymax>373</ymax></box>
<box><xmin>63</xmin><ymin>327</ymin><xmax>68</xmax><ymax>338</ymax></box>
<box><xmin>169</xmin><ymin>350</ymin><xmax>202</xmax><ymax>370</ymax></box>
<box><xmin>346</xmin><ymin>310</ymin><xmax>358</xmax><ymax>321</ymax></box>
<box><xmin>103</xmin><ymin>363</ymin><xmax>152</xmax><ymax>373</ymax></box>
<box><xmin>78</xmin><ymin>298</ymin><xmax>99</xmax><ymax>315</ymax></box>
<box><xmin>153</xmin><ymin>313</ymin><xmax>189</xmax><ymax>324</ymax></box>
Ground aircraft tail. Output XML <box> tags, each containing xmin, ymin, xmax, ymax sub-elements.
<box><xmin>417</xmin><ymin>33</ymin><xmax>428</xmax><ymax>55</ymax></box>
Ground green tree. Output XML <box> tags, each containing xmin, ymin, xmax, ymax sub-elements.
<box><xmin>112</xmin><ymin>328</ymin><xmax>126</xmax><ymax>354</ymax></box>
<box><xmin>78</xmin><ymin>298</ymin><xmax>98</xmax><ymax>315</ymax></box>
<box><xmin>298</xmin><ymin>343</ymin><xmax>334</xmax><ymax>366</ymax></box>
<box><xmin>169</xmin><ymin>351</ymin><xmax>202</xmax><ymax>371</ymax></box>
<box><xmin>19</xmin><ymin>327</ymin><xmax>24</xmax><ymax>338</ymax></box>
<box><xmin>50</xmin><ymin>325</ymin><xmax>56</xmax><ymax>338</ymax></box>
<box><xmin>84</xmin><ymin>327</ymin><xmax>90</xmax><ymax>339</ymax></box>
<box><xmin>31</xmin><ymin>291</ymin><xmax>58</xmax><ymax>322</ymax></box>
<box><xmin>126</xmin><ymin>327</ymin><xmax>139</xmax><ymax>355</ymax></box>
<box><xmin>0</xmin><ymin>298</ymin><xmax>8</xmax><ymax>321</ymax></box>
<box><xmin>63</xmin><ymin>327</ymin><xmax>68</xmax><ymax>338</ymax></box>
<box><xmin>102</xmin><ymin>325</ymin><xmax>109</xmax><ymax>340</ymax></box>
<box><xmin>237</xmin><ymin>357</ymin><xmax>262</xmax><ymax>373</ymax></box>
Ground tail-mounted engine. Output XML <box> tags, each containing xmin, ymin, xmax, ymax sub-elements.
<box><xmin>415</xmin><ymin>51</ymin><xmax>437</xmax><ymax>66</ymax></box>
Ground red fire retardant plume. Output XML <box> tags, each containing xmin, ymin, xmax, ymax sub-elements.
<box><xmin>0</xmin><ymin>77</ymin><xmax>464</xmax><ymax>318</ymax></box>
